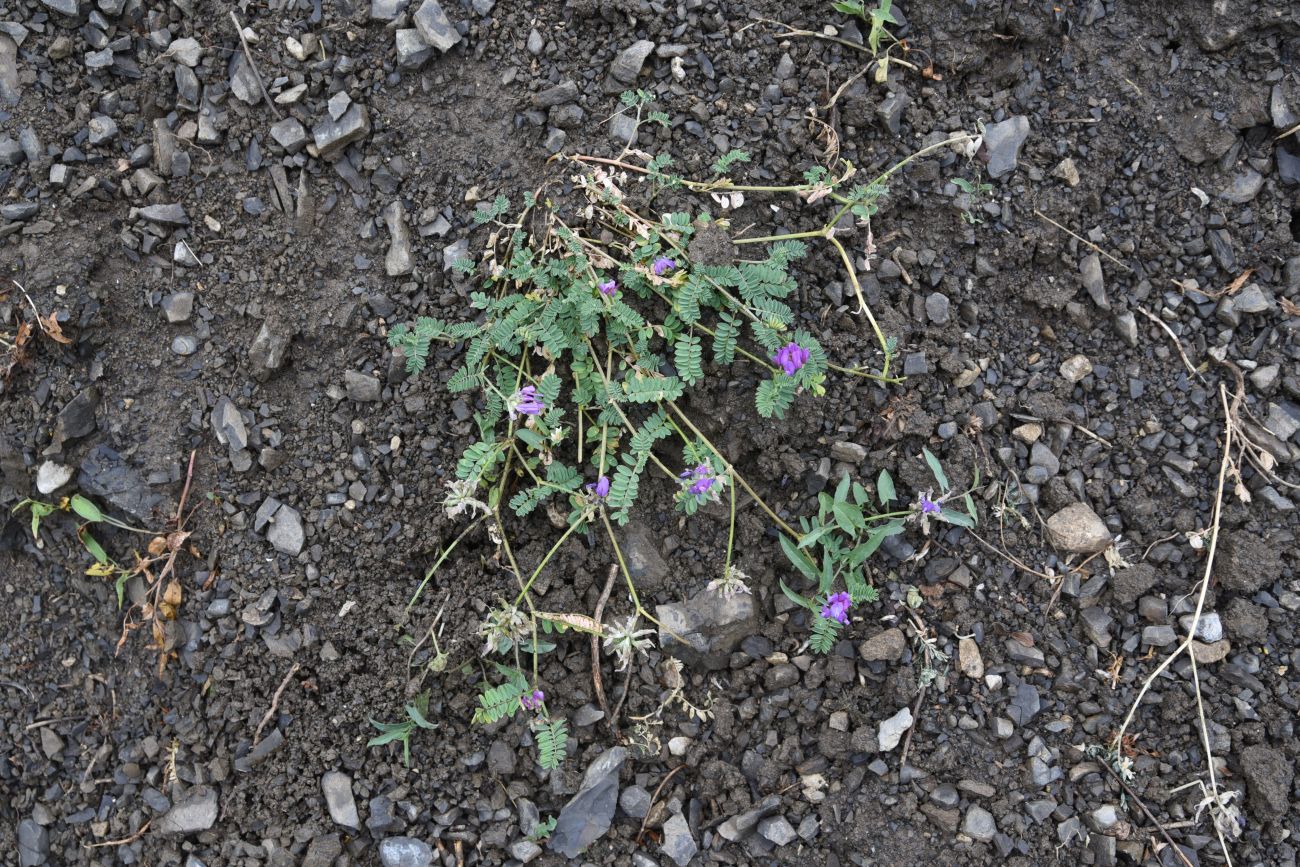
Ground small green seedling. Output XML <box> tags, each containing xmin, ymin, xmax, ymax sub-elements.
<box><xmin>367</xmin><ymin>691</ymin><xmax>438</xmax><ymax>768</ymax></box>
<box><xmin>952</xmin><ymin>176</ymin><xmax>994</xmax><ymax>224</ymax></box>
<box><xmin>529</xmin><ymin>816</ymin><xmax>558</xmax><ymax>841</ymax></box>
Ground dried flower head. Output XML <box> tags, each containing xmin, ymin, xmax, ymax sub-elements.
<box><xmin>707</xmin><ymin>564</ymin><xmax>752</xmax><ymax>598</ymax></box>
<box><xmin>479</xmin><ymin>603</ymin><xmax>529</xmax><ymax>655</ymax></box>
<box><xmin>602</xmin><ymin>615</ymin><xmax>655</xmax><ymax>672</ymax></box>
<box><xmin>443</xmin><ymin>478</ymin><xmax>489</xmax><ymax>520</ymax></box>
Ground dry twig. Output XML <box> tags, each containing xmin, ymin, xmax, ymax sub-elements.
<box><xmin>229</xmin><ymin>12</ymin><xmax>282</xmax><ymax>120</ymax></box>
<box><xmin>591</xmin><ymin>564</ymin><xmax>617</xmax><ymax>731</ymax></box>
<box><xmin>1033</xmin><ymin>210</ymin><xmax>1133</xmax><ymax>272</ymax></box>
<box><xmin>253</xmin><ymin>661</ymin><xmax>301</xmax><ymax>746</ymax></box>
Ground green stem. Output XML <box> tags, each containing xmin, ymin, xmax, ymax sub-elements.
<box><xmin>407</xmin><ymin>516</ymin><xmax>485</xmax><ymax>610</ymax></box>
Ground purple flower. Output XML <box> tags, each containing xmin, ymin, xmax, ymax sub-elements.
<box><xmin>520</xmin><ymin>689</ymin><xmax>544</xmax><ymax>712</ymax></box>
<box><xmin>651</xmin><ymin>256</ymin><xmax>676</xmax><ymax>276</ymax></box>
<box><xmin>587</xmin><ymin>475</ymin><xmax>611</xmax><ymax>498</ymax></box>
<box><xmin>772</xmin><ymin>341</ymin><xmax>810</xmax><ymax>376</ymax></box>
<box><xmin>680</xmin><ymin>463</ymin><xmax>715</xmax><ymax>496</ymax></box>
<box><xmin>598</xmin><ymin>279</ymin><xmax>618</xmax><ymax>297</ymax></box>
<box><xmin>509</xmin><ymin>385</ymin><xmax>545</xmax><ymax>419</ymax></box>
<box><xmin>821</xmin><ymin>591</ymin><xmax>852</xmax><ymax>625</ymax></box>
<box><xmin>918</xmin><ymin>492</ymin><xmax>941</xmax><ymax>516</ymax></box>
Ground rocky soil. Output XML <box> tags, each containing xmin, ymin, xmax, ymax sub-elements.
<box><xmin>2</xmin><ymin>0</ymin><xmax>1298</xmax><ymax>865</ymax></box>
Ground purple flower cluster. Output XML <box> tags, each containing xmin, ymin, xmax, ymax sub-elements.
<box><xmin>509</xmin><ymin>386</ymin><xmax>545</xmax><ymax>419</ymax></box>
<box><xmin>821</xmin><ymin>592</ymin><xmax>852</xmax><ymax>625</ymax></box>
<box><xmin>598</xmin><ymin>279</ymin><xmax>618</xmax><ymax>297</ymax></box>
<box><xmin>918</xmin><ymin>492</ymin><xmax>941</xmax><ymax>516</ymax></box>
<box><xmin>587</xmin><ymin>475</ymin><xmax>611</xmax><ymax>498</ymax></box>
<box><xmin>773</xmin><ymin>341</ymin><xmax>810</xmax><ymax>376</ymax></box>
<box><xmin>680</xmin><ymin>463</ymin><xmax>716</xmax><ymax>496</ymax></box>
<box><xmin>652</xmin><ymin>257</ymin><xmax>676</xmax><ymax>276</ymax></box>
<box><xmin>521</xmin><ymin>689</ymin><xmax>544</xmax><ymax>711</ymax></box>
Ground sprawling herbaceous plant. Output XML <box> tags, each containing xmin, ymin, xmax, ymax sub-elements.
<box><xmin>382</xmin><ymin>96</ymin><xmax>981</xmax><ymax>768</ymax></box>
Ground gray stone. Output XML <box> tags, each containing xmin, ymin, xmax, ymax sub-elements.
<box><xmin>508</xmin><ymin>840</ymin><xmax>542</xmax><ymax>864</ymax></box>
<box><xmin>757</xmin><ymin>815</ymin><xmax>797</xmax><ymax>846</ymax></box>
<box><xmin>138</xmin><ymin>203</ymin><xmax>189</xmax><ymax>226</ymax></box>
<box><xmin>830</xmin><ymin>441</ymin><xmax>867</xmax><ymax>462</ymax></box>
<box><xmin>1079</xmin><ymin>606</ymin><xmax>1113</xmax><ymax>647</ymax></box>
<box><xmin>1079</xmin><ymin>254</ymin><xmax>1108</xmax><ymax>309</ymax></box>
<box><xmin>383</xmin><ymin>200</ymin><xmax>414</xmax><ymax>276</ymax></box>
<box><xmin>163</xmin><ymin>291</ymin><xmax>194</xmax><ymax>323</ymax></box>
<box><xmin>267</xmin><ymin>505</ymin><xmax>305</xmax><ymax>556</ymax></box>
<box><xmin>1059</xmin><ymin>354</ymin><xmax>1093</xmax><ymax>383</ymax></box>
<box><xmin>173</xmin><ymin>242</ymin><xmax>200</xmax><ymax>268</ymax></box>
<box><xmin>85</xmin><ymin>47</ymin><xmax>114</xmax><ymax>69</ymax></box>
<box><xmin>717</xmin><ymin>794</ymin><xmax>780</xmax><ymax>841</ymax></box>
<box><xmin>533</xmin><ymin>80</ymin><xmax>579</xmax><ymax>108</ymax></box>
<box><xmin>548</xmin><ymin>747</ymin><xmax>626</xmax><ymax>859</ymax></box>
<box><xmin>1113</xmin><ymin>311</ymin><xmax>1138</xmax><ymax>347</ymax></box>
<box><xmin>610</xmin><ymin>113</ymin><xmax>638</xmax><ymax>146</ymax></box>
<box><xmin>0</xmin><ymin>34</ymin><xmax>20</xmax><ymax>106</ymax></box>
<box><xmin>42</xmin><ymin>0</ymin><xmax>79</xmax><ymax>15</ymax></box>
<box><xmin>228</xmin><ymin>53</ymin><xmax>260</xmax><ymax>105</ymax></box>
<box><xmin>1239</xmin><ymin>744</ymin><xmax>1292</xmax><ymax>818</ymax></box>
<box><xmin>18</xmin><ymin>819</ymin><xmax>48</xmax><ymax>867</ymax></box>
<box><xmin>168</xmin><ymin>37</ymin><xmax>201</xmax><ymax>66</ymax></box>
<box><xmin>657</xmin><ymin>585</ymin><xmax>756</xmax><ymax>669</ymax></box>
<box><xmin>396</xmin><ymin>29</ymin><xmax>433</xmax><ymax>68</ymax></box>
<box><xmin>619</xmin><ymin>785</ymin><xmax>651</xmax><ymax>818</ymax></box>
<box><xmin>1233</xmin><ymin>283</ymin><xmax>1273</xmax><ymax>314</ymax></box>
<box><xmin>1008</xmin><ymin>683</ymin><xmax>1040</xmax><ymax>725</ymax></box>
<box><xmin>1005</xmin><ymin>638</ymin><xmax>1045</xmax><ymax>667</ymax></box>
<box><xmin>1045</xmin><ymin>502</ymin><xmax>1111</xmax><ymax>554</ymax></box>
<box><xmin>78</xmin><ymin>445</ymin><xmax>161</xmax><ymax>522</ymax></box>
<box><xmin>345</xmin><ymin>370</ymin><xmax>382</xmax><ymax>402</ymax></box>
<box><xmin>962</xmin><ymin>805</ymin><xmax>997</xmax><ymax>842</ymax></box>
<box><xmin>925</xmin><ymin>291</ymin><xmax>950</xmax><ymax>324</ymax></box>
<box><xmin>1030</xmin><ymin>442</ymin><xmax>1059</xmax><ymax>476</ymax></box>
<box><xmin>610</xmin><ymin>40</ymin><xmax>656</xmax><ymax>84</ymax></box>
<box><xmin>379</xmin><ymin>837</ymin><xmax>434</xmax><ymax>867</ymax></box>
<box><xmin>1179</xmin><ymin>611</ymin><xmax>1223</xmax><ymax>643</ymax></box>
<box><xmin>661</xmin><ymin>813</ymin><xmax>697</xmax><ymax>866</ymax></box>
<box><xmin>321</xmin><ymin>771</ymin><xmax>360</xmax><ymax>829</ymax></box>
<box><xmin>2</xmin><ymin>202</ymin><xmax>38</xmax><ymax>222</ymax></box>
<box><xmin>312</xmin><ymin>103</ymin><xmax>370</xmax><ymax>159</ymax></box>
<box><xmin>87</xmin><ymin>115</ymin><xmax>118</xmax><ymax>146</ymax></box>
<box><xmin>1220</xmin><ymin>169</ymin><xmax>1264</xmax><ymax>204</ymax></box>
<box><xmin>878</xmin><ymin>706</ymin><xmax>913</xmax><ymax>751</ymax></box>
<box><xmin>983</xmin><ymin>116</ymin><xmax>1030</xmax><ymax>179</ymax></box>
<box><xmin>618</xmin><ymin>523</ymin><xmax>669</xmax><ymax>591</ymax></box>
<box><xmin>412</xmin><ymin>0</ymin><xmax>461</xmax><ymax>52</ymax></box>
<box><xmin>269</xmin><ymin>118</ymin><xmax>307</xmax><ymax>153</ymax></box>
<box><xmin>248</xmin><ymin>320</ymin><xmax>291</xmax><ymax>381</ymax></box>
<box><xmin>157</xmin><ymin>786</ymin><xmax>218</xmax><ymax>835</ymax></box>
<box><xmin>1141</xmin><ymin>625</ymin><xmax>1177</xmax><ymax>647</ymax></box>
<box><xmin>371</xmin><ymin>0</ymin><xmax>409</xmax><ymax>19</ymax></box>
<box><xmin>302</xmin><ymin>834</ymin><xmax>342</xmax><ymax>867</ymax></box>
<box><xmin>56</xmin><ymin>387</ymin><xmax>99</xmax><ymax>443</ymax></box>
<box><xmin>211</xmin><ymin>398</ymin><xmax>248</xmax><ymax>451</ymax></box>
<box><xmin>858</xmin><ymin>627</ymin><xmax>906</xmax><ymax>662</ymax></box>
<box><xmin>443</xmin><ymin>238</ymin><xmax>469</xmax><ymax>272</ymax></box>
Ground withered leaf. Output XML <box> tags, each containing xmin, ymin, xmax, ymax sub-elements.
<box><xmin>1010</xmin><ymin>631</ymin><xmax>1036</xmax><ymax>647</ymax></box>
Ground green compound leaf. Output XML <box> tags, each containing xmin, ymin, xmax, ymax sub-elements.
<box><xmin>534</xmin><ymin>718</ymin><xmax>569</xmax><ymax>770</ymax></box>
<box><xmin>712</xmin><ymin>312</ymin><xmax>739</xmax><ymax>364</ymax></box>
<box><xmin>673</xmin><ymin>333</ymin><xmax>703</xmax><ymax>386</ymax></box>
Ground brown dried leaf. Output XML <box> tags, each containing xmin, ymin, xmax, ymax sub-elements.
<box><xmin>148</xmin><ymin>536</ymin><xmax>168</xmax><ymax>557</ymax></box>
<box><xmin>1010</xmin><ymin>631</ymin><xmax>1036</xmax><ymax>647</ymax></box>
<box><xmin>38</xmin><ymin>312</ymin><xmax>73</xmax><ymax>345</ymax></box>
<box><xmin>1222</xmin><ymin>268</ymin><xmax>1254</xmax><ymax>297</ymax></box>
<box><xmin>536</xmin><ymin>611</ymin><xmax>604</xmax><ymax>635</ymax></box>
<box><xmin>163</xmin><ymin>579</ymin><xmax>182</xmax><ymax>608</ymax></box>
<box><xmin>1280</xmin><ymin>297</ymin><xmax>1300</xmax><ymax>317</ymax></box>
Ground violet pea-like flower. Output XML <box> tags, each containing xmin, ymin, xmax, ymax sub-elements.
<box><xmin>821</xmin><ymin>591</ymin><xmax>852</xmax><ymax>625</ymax></box>
<box><xmin>773</xmin><ymin>341</ymin><xmax>810</xmax><ymax>376</ymax></box>
<box><xmin>509</xmin><ymin>385</ymin><xmax>545</xmax><ymax>419</ymax></box>
<box><xmin>520</xmin><ymin>689</ymin><xmax>544</xmax><ymax>711</ymax></box>
<box><xmin>918</xmin><ymin>491</ymin><xmax>941</xmax><ymax>516</ymax></box>
<box><xmin>651</xmin><ymin>256</ymin><xmax>676</xmax><ymax>276</ymax></box>
<box><xmin>598</xmin><ymin>279</ymin><xmax>618</xmax><ymax>297</ymax></box>
<box><xmin>587</xmin><ymin>475</ymin><xmax>611</xmax><ymax>498</ymax></box>
<box><xmin>680</xmin><ymin>463</ymin><xmax>715</xmax><ymax>495</ymax></box>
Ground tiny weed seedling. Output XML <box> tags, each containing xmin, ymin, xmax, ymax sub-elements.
<box><xmin>951</xmin><ymin>175</ymin><xmax>994</xmax><ymax>224</ymax></box>
<box><xmin>12</xmin><ymin>454</ymin><xmax>203</xmax><ymax>675</ymax></box>
<box><xmin>779</xmin><ymin>447</ymin><xmax>978</xmax><ymax>653</ymax></box>
<box><xmin>528</xmin><ymin>816</ymin><xmax>558</xmax><ymax>841</ymax></box>
<box><xmin>382</xmin><ymin>93</ymin><xmax>979</xmax><ymax>764</ymax></box>
<box><xmin>367</xmin><ymin>691</ymin><xmax>437</xmax><ymax>768</ymax></box>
